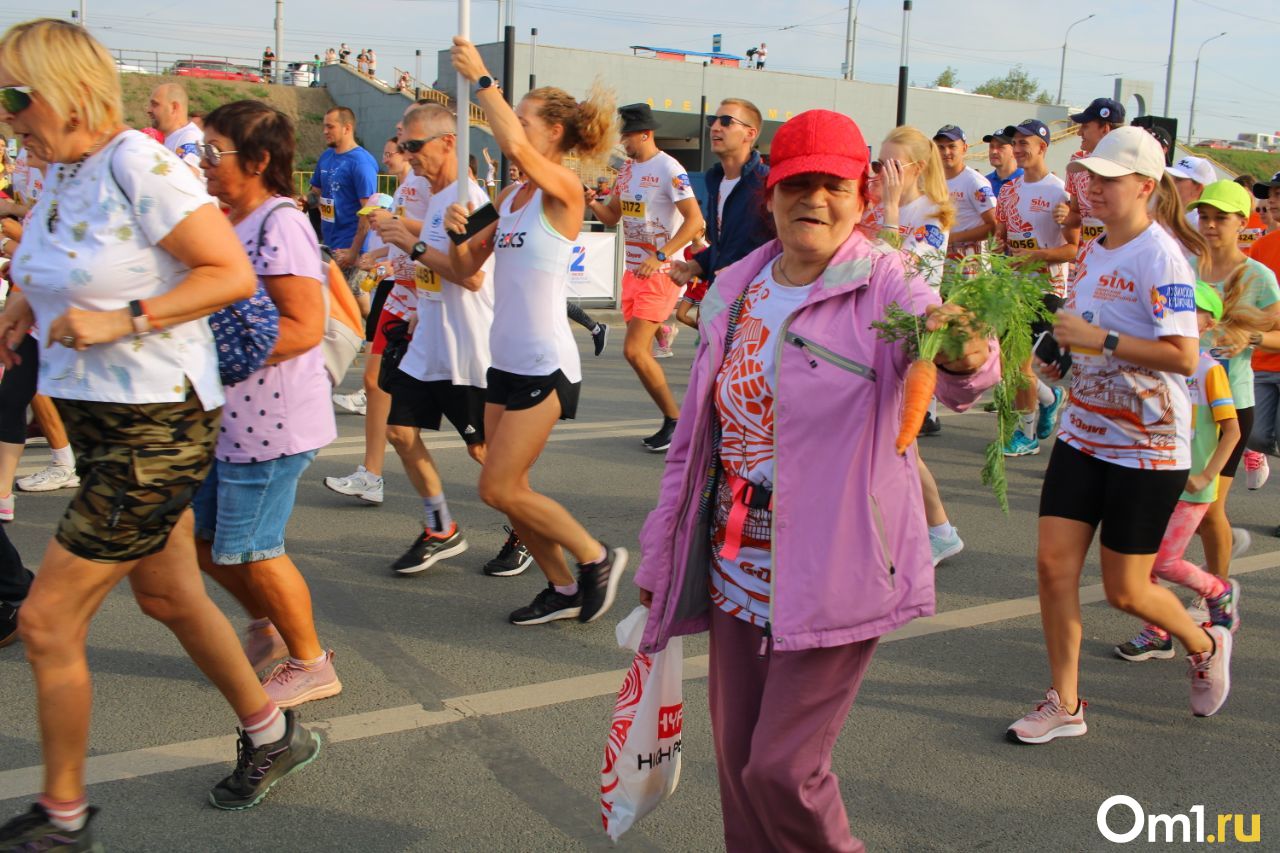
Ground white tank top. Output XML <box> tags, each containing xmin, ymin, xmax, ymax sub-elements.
<box><xmin>488</xmin><ymin>187</ymin><xmax>581</xmax><ymax>383</ymax></box>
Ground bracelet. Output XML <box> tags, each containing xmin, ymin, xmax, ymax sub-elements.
<box><xmin>1250</xmin><ymin>331</ymin><xmax>1264</xmax><ymax>346</ymax></box>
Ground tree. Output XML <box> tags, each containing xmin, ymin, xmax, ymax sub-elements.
<box><xmin>932</xmin><ymin>66</ymin><xmax>961</xmax><ymax>89</ymax></box>
<box><xmin>974</xmin><ymin>65</ymin><xmax>1052</xmax><ymax>104</ymax></box>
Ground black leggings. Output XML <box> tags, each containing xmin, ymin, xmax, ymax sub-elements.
<box><xmin>0</xmin><ymin>335</ymin><xmax>37</xmax><ymax>444</ymax></box>
<box><xmin>566</xmin><ymin>301</ymin><xmax>597</xmax><ymax>331</ymax></box>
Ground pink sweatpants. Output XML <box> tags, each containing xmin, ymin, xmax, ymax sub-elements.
<box><xmin>1151</xmin><ymin>500</ymin><xmax>1228</xmax><ymax>599</ymax></box>
<box><xmin>707</xmin><ymin>605</ymin><xmax>878</xmax><ymax>853</ymax></box>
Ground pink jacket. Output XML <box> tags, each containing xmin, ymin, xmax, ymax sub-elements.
<box><xmin>634</xmin><ymin>232</ymin><xmax>1001</xmax><ymax>654</ymax></box>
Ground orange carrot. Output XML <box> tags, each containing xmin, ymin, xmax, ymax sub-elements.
<box><xmin>896</xmin><ymin>358</ymin><xmax>937</xmax><ymax>454</ymax></box>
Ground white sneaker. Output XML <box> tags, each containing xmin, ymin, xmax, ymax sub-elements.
<box><xmin>333</xmin><ymin>389</ymin><xmax>367</xmax><ymax>416</ymax></box>
<box><xmin>1243</xmin><ymin>450</ymin><xmax>1269</xmax><ymax>490</ymax></box>
<box><xmin>0</xmin><ymin>493</ymin><xmax>12</xmax><ymax>523</ymax></box>
<box><xmin>16</xmin><ymin>464</ymin><xmax>80</xmax><ymax>492</ymax></box>
<box><xmin>1187</xmin><ymin>596</ymin><xmax>1209</xmax><ymax>624</ymax></box>
<box><xmin>323</xmin><ymin>466</ymin><xmax>384</xmax><ymax>504</ymax></box>
<box><xmin>1230</xmin><ymin>527</ymin><xmax>1252</xmax><ymax>560</ymax></box>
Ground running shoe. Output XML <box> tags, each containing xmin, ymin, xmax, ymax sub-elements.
<box><xmin>921</xmin><ymin>413</ymin><xmax>942</xmax><ymax>436</ymax></box>
<box><xmin>642</xmin><ymin>419</ymin><xmax>677</xmax><ymax>453</ymax></box>
<box><xmin>483</xmin><ymin>526</ymin><xmax>533</xmax><ymax>577</ymax></box>
<box><xmin>1114</xmin><ymin>625</ymin><xmax>1175</xmax><ymax>661</ymax></box>
<box><xmin>930</xmin><ymin>527</ymin><xmax>964</xmax><ymax>566</ymax></box>
<box><xmin>209</xmin><ymin>709</ymin><xmax>322</xmax><ymax>810</ymax></box>
<box><xmin>243</xmin><ymin>621</ymin><xmax>289</xmax><ymax>672</ymax></box>
<box><xmin>1186</xmin><ymin>596</ymin><xmax>1209</xmax><ymax>624</ymax></box>
<box><xmin>1035</xmin><ymin>386</ymin><xmax>1066</xmax><ymax>441</ymax></box>
<box><xmin>262</xmin><ymin>651</ymin><xmax>343</xmax><ymax>709</ymax></box>
<box><xmin>1231</xmin><ymin>526</ymin><xmax>1252</xmax><ymax>559</ymax></box>
<box><xmin>1188</xmin><ymin>625</ymin><xmax>1232</xmax><ymax>717</ymax></box>
<box><xmin>1243</xmin><ymin>449</ymin><xmax>1269</xmax><ymax>490</ymax></box>
<box><xmin>1206</xmin><ymin>578</ymin><xmax>1241</xmax><ymax>633</ymax></box>
<box><xmin>391</xmin><ymin>524</ymin><xmax>468</xmax><ymax>575</ymax></box>
<box><xmin>0</xmin><ymin>602</ymin><xmax>17</xmax><ymax>649</ymax></box>
<box><xmin>323</xmin><ymin>466</ymin><xmax>384</xmax><ymax>505</ymax></box>
<box><xmin>15</xmin><ymin>464</ymin><xmax>80</xmax><ymax>492</ymax></box>
<box><xmin>592</xmin><ymin>323</ymin><xmax>610</xmax><ymax>357</ymax></box>
<box><xmin>0</xmin><ymin>803</ymin><xmax>101</xmax><ymax>852</ymax></box>
<box><xmin>332</xmin><ymin>389</ymin><xmax>367</xmax><ymax>416</ymax></box>
<box><xmin>578</xmin><ymin>544</ymin><xmax>628</xmax><ymax>623</ymax></box>
<box><xmin>1001</xmin><ymin>428</ymin><xmax>1040</xmax><ymax>457</ymax></box>
<box><xmin>509</xmin><ymin>583</ymin><xmax>582</xmax><ymax>625</ymax></box>
<box><xmin>0</xmin><ymin>493</ymin><xmax>12</xmax><ymax>524</ymax></box>
<box><xmin>653</xmin><ymin>322</ymin><xmax>677</xmax><ymax>358</ymax></box>
<box><xmin>1006</xmin><ymin>688</ymin><xmax>1087</xmax><ymax>744</ymax></box>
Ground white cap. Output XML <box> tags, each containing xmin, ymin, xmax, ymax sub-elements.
<box><xmin>1067</xmin><ymin>126</ymin><xmax>1166</xmax><ymax>181</ymax></box>
<box><xmin>1165</xmin><ymin>155</ymin><xmax>1216</xmax><ymax>186</ymax></box>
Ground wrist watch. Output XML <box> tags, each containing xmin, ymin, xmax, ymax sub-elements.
<box><xmin>127</xmin><ymin>299</ymin><xmax>152</xmax><ymax>335</ymax></box>
<box><xmin>1102</xmin><ymin>329</ymin><xmax>1120</xmax><ymax>358</ymax></box>
<box><xmin>410</xmin><ymin>241</ymin><xmax>427</xmax><ymax>261</ymax></box>
<box><xmin>654</xmin><ymin>250</ymin><xmax>667</xmax><ymax>262</ymax></box>
<box><xmin>476</xmin><ymin>75</ymin><xmax>498</xmax><ymax>91</ymax></box>
<box><xmin>1250</xmin><ymin>331</ymin><xmax>1264</xmax><ymax>346</ymax></box>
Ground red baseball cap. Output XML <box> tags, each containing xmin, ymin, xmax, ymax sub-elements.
<box><xmin>766</xmin><ymin>110</ymin><xmax>870</xmax><ymax>189</ymax></box>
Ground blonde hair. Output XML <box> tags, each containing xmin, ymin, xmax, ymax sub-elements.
<box><xmin>0</xmin><ymin>18</ymin><xmax>122</xmax><ymax>132</ymax></box>
<box><xmin>883</xmin><ymin>126</ymin><xmax>955</xmax><ymax>231</ymax></box>
<box><xmin>719</xmin><ymin>97</ymin><xmax>762</xmax><ymax>131</ymax></box>
<box><xmin>1212</xmin><ymin>259</ymin><xmax>1276</xmax><ymax>354</ymax></box>
<box><xmin>1151</xmin><ymin>173</ymin><xmax>1207</xmax><ymax>257</ymax></box>
<box><xmin>526</xmin><ymin>79</ymin><xmax>618</xmax><ymax>172</ymax></box>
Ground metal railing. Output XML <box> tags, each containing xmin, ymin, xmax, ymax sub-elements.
<box><xmin>294</xmin><ymin>171</ymin><xmax>401</xmax><ymax>198</ymax></box>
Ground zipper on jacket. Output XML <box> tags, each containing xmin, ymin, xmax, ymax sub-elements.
<box><xmin>763</xmin><ymin>308</ymin><xmax>803</xmax><ymax>647</ymax></box>
<box><xmin>784</xmin><ymin>332</ymin><xmax>876</xmax><ymax>381</ymax></box>
<box><xmin>869</xmin><ymin>495</ymin><xmax>897</xmax><ymax>588</ymax></box>
<box><xmin>757</xmin><ymin>621</ymin><xmax>772</xmax><ymax>659</ymax></box>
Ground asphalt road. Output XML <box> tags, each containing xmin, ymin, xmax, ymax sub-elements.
<box><xmin>1</xmin><ymin>325</ymin><xmax>1277</xmax><ymax>852</ymax></box>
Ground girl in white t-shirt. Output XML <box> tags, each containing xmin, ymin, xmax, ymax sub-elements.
<box><xmin>1008</xmin><ymin>127</ymin><xmax>1233</xmax><ymax>745</ymax></box>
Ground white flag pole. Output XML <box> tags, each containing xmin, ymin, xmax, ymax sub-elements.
<box><xmin>456</xmin><ymin>0</ymin><xmax>471</xmax><ymax>206</ymax></box>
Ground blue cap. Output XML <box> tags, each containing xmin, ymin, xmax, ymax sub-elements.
<box><xmin>933</xmin><ymin>125</ymin><xmax>966</xmax><ymax>142</ymax></box>
<box><xmin>1070</xmin><ymin>97</ymin><xmax>1126</xmax><ymax>125</ymax></box>
<box><xmin>1003</xmin><ymin>119</ymin><xmax>1051</xmax><ymax>145</ymax></box>
<box><xmin>982</xmin><ymin>127</ymin><xmax>1013</xmax><ymax>144</ymax></box>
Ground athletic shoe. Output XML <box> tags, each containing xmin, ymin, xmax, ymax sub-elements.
<box><xmin>592</xmin><ymin>323</ymin><xmax>610</xmax><ymax>357</ymax></box>
<box><xmin>654</xmin><ymin>323</ymin><xmax>677</xmax><ymax>358</ymax></box>
<box><xmin>1188</xmin><ymin>625</ymin><xmax>1232</xmax><ymax>717</ymax></box>
<box><xmin>509</xmin><ymin>583</ymin><xmax>582</xmax><ymax>625</ymax></box>
<box><xmin>921</xmin><ymin>413</ymin><xmax>942</xmax><ymax>436</ymax></box>
<box><xmin>1231</xmin><ymin>526</ymin><xmax>1252</xmax><ymax>559</ymax></box>
<box><xmin>1006</xmin><ymin>688</ymin><xmax>1087</xmax><ymax>744</ymax></box>
<box><xmin>930</xmin><ymin>527</ymin><xmax>964</xmax><ymax>566</ymax></box>
<box><xmin>1186</xmin><ymin>596</ymin><xmax>1209</xmax><ymax>624</ymax></box>
<box><xmin>323</xmin><ymin>466</ymin><xmax>384</xmax><ymax>505</ymax></box>
<box><xmin>1002</xmin><ymin>428</ymin><xmax>1039</xmax><ymax>457</ymax></box>
<box><xmin>0</xmin><ymin>803</ymin><xmax>102</xmax><ymax>852</ymax></box>
<box><xmin>332</xmin><ymin>389</ymin><xmax>367</xmax><ymax>416</ymax></box>
<box><xmin>243</xmin><ymin>621</ymin><xmax>289</xmax><ymax>672</ymax></box>
<box><xmin>0</xmin><ymin>602</ymin><xmax>17</xmax><ymax>649</ymax></box>
<box><xmin>15</xmin><ymin>464</ymin><xmax>80</xmax><ymax>492</ymax></box>
<box><xmin>1206</xmin><ymin>578</ymin><xmax>1241</xmax><ymax>633</ymax></box>
<box><xmin>1243</xmin><ymin>449</ymin><xmax>1269</xmax><ymax>490</ymax></box>
<box><xmin>262</xmin><ymin>651</ymin><xmax>343</xmax><ymax>709</ymax></box>
<box><xmin>577</xmin><ymin>544</ymin><xmax>628</xmax><ymax>623</ymax></box>
<box><xmin>391</xmin><ymin>524</ymin><xmax>468</xmax><ymax>575</ymax></box>
<box><xmin>1114</xmin><ymin>625</ymin><xmax>1175</xmax><ymax>661</ymax></box>
<box><xmin>483</xmin><ymin>526</ymin><xmax>533</xmax><ymax>577</ymax></box>
<box><xmin>642</xmin><ymin>419</ymin><xmax>677</xmax><ymax>453</ymax></box>
<box><xmin>1035</xmin><ymin>386</ymin><xmax>1066</xmax><ymax>441</ymax></box>
<box><xmin>0</xmin><ymin>494</ymin><xmax>12</xmax><ymax>524</ymax></box>
<box><xmin>209</xmin><ymin>709</ymin><xmax>322</xmax><ymax>810</ymax></box>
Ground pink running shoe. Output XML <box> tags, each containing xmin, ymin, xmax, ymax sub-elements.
<box><xmin>1188</xmin><ymin>625</ymin><xmax>1232</xmax><ymax>717</ymax></box>
<box><xmin>1243</xmin><ymin>449</ymin><xmax>1269</xmax><ymax>491</ymax></box>
<box><xmin>1006</xmin><ymin>688</ymin><xmax>1087</xmax><ymax>744</ymax></box>
<box><xmin>243</xmin><ymin>621</ymin><xmax>288</xmax><ymax>672</ymax></box>
<box><xmin>262</xmin><ymin>651</ymin><xmax>343</xmax><ymax>709</ymax></box>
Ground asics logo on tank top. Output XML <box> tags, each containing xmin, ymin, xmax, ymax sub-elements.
<box><xmin>495</xmin><ymin>230</ymin><xmax>527</xmax><ymax>249</ymax></box>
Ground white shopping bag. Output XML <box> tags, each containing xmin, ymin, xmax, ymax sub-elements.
<box><xmin>600</xmin><ymin>605</ymin><xmax>683</xmax><ymax>841</ymax></box>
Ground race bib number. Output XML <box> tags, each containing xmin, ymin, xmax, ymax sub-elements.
<box><xmin>415</xmin><ymin>264</ymin><xmax>441</xmax><ymax>299</ymax></box>
<box><xmin>1082</xmin><ymin>221</ymin><xmax>1105</xmax><ymax>241</ymax></box>
<box><xmin>1008</xmin><ymin>235</ymin><xmax>1039</xmax><ymax>250</ymax></box>
<box><xmin>319</xmin><ymin>197</ymin><xmax>335</xmax><ymax>223</ymax></box>
<box><xmin>620</xmin><ymin>199</ymin><xmax>646</xmax><ymax>219</ymax></box>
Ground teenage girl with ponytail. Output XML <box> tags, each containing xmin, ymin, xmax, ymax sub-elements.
<box><xmin>444</xmin><ymin>37</ymin><xmax>629</xmax><ymax>627</ymax></box>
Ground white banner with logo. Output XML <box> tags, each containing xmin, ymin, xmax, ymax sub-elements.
<box><xmin>567</xmin><ymin>231</ymin><xmax>618</xmax><ymax>301</ymax></box>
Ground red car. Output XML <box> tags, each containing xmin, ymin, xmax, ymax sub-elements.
<box><xmin>171</xmin><ymin>59</ymin><xmax>263</xmax><ymax>83</ymax></box>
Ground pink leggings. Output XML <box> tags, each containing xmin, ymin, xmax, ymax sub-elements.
<box><xmin>1151</xmin><ymin>500</ymin><xmax>1228</xmax><ymax>599</ymax></box>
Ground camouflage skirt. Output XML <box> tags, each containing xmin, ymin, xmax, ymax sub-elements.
<box><xmin>54</xmin><ymin>393</ymin><xmax>221</xmax><ymax>563</ymax></box>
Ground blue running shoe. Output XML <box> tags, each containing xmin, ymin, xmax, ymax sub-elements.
<box><xmin>1002</xmin><ymin>428</ymin><xmax>1040</xmax><ymax>457</ymax></box>
<box><xmin>1036</xmin><ymin>386</ymin><xmax>1066</xmax><ymax>440</ymax></box>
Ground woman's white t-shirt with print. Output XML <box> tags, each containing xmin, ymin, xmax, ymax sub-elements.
<box><xmin>867</xmin><ymin>195</ymin><xmax>949</xmax><ymax>288</ymax></box>
<box><xmin>12</xmin><ymin>130</ymin><xmax>223</xmax><ymax>409</ymax></box>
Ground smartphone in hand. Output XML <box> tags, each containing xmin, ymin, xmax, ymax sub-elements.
<box><xmin>448</xmin><ymin>202</ymin><xmax>501</xmax><ymax>245</ymax></box>
<box><xmin>1033</xmin><ymin>330</ymin><xmax>1073</xmax><ymax>375</ymax></box>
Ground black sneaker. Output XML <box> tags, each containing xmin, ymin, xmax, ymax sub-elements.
<box><xmin>0</xmin><ymin>602</ymin><xmax>17</xmax><ymax>649</ymax></box>
<box><xmin>642</xmin><ymin>418</ymin><xmax>677</xmax><ymax>453</ymax></box>
<box><xmin>0</xmin><ymin>804</ymin><xmax>102</xmax><ymax>852</ymax></box>
<box><xmin>391</xmin><ymin>524</ymin><xmax>468</xmax><ymax>575</ymax></box>
<box><xmin>509</xmin><ymin>584</ymin><xmax>582</xmax><ymax>625</ymax></box>
<box><xmin>921</xmin><ymin>414</ymin><xmax>942</xmax><ymax>436</ymax></box>
<box><xmin>578</xmin><ymin>544</ymin><xmax>629</xmax><ymax>624</ymax></box>
<box><xmin>483</xmin><ymin>526</ymin><xmax>534</xmax><ymax>577</ymax></box>
<box><xmin>209</xmin><ymin>709</ymin><xmax>322</xmax><ymax>810</ymax></box>
<box><xmin>592</xmin><ymin>323</ymin><xmax>609</xmax><ymax>357</ymax></box>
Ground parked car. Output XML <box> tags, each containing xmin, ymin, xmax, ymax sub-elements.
<box><xmin>115</xmin><ymin>59</ymin><xmax>152</xmax><ymax>75</ymax></box>
<box><xmin>284</xmin><ymin>63</ymin><xmax>314</xmax><ymax>87</ymax></box>
<box><xmin>170</xmin><ymin>59</ymin><xmax>263</xmax><ymax>83</ymax></box>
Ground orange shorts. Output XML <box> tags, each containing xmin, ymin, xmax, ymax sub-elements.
<box><xmin>621</xmin><ymin>269</ymin><xmax>683</xmax><ymax>323</ymax></box>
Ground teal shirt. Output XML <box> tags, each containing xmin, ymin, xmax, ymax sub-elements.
<box><xmin>1192</xmin><ymin>256</ymin><xmax>1280</xmax><ymax>408</ymax></box>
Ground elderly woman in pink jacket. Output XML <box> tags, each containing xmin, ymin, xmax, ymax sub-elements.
<box><xmin>634</xmin><ymin>109</ymin><xmax>1000</xmax><ymax>852</ymax></box>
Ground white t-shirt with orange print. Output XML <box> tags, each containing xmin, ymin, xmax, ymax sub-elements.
<box><xmin>996</xmin><ymin>172</ymin><xmax>1071</xmax><ymax>295</ymax></box>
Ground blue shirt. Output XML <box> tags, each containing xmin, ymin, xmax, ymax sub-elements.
<box><xmin>310</xmin><ymin>146</ymin><xmax>379</xmax><ymax>250</ymax></box>
<box><xmin>986</xmin><ymin>167</ymin><xmax>1023</xmax><ymax>200</ymax></box>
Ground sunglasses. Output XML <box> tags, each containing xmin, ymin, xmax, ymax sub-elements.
<box><xmin>705</xmin><ymin>114</ymin><xmax>751</xmax><ymax>130</ymax></box>
<box><xmin>0</xmin><ymin>86</ymin><xmax>34</xmax><ymax>115</ymax></box>
<box><xmin>197</xmin><ymin>142</ymin><xmax>238</xmax><ymax>166</ymax></box>
<box><xmin>398</xmin><ymin>132</ymin><xmax>454</xmax><ymax>154</ymax></box>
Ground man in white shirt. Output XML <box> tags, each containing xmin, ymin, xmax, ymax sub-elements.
<box><xmin>1054</xmin><ymin>97</ymin><xmax>1126</xmax><ymax>244</ymax></box>
<box><xmin>1167</xmin><ymin>155</ymin><xmax>1216</xmax><ymax>227</ymax></box>
<box><xmin>145</xmin><ymin>83</ymin><xmax>203</xmax><ymax>174</ymax></box>
<box><xmin>934</xmin><ymin>125</ymin><xmax>996</xmax><ymax>267</ymax></box>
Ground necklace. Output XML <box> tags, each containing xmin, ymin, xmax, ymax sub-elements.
<box><xmin>46</xmin><ymin>130</ymin><xmax>118</xmax><ymax>233</ymax></box>
<box><xmin>773</xmin><ymin>256</ymin><xmax>816</xmax><ymax>287</ymax></box>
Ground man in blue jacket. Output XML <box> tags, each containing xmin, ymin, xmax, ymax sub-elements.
<box><xmin>671</xmin><ymin>98</ymin><xmax>773</xmax><ymax>289</ymax></box>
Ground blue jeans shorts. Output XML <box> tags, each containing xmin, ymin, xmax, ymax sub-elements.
<box><xmin>192</xmin><ymin>450</ymin><xmax>317</xmax><ymax>565</ymax></box>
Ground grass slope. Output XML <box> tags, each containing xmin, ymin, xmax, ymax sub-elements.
<box><xmin>1191</xmin><ymin>147</ymin><xmax>1280</xmax><ymax>180</ymax></box>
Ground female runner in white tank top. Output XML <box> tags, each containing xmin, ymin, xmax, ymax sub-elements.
<box><xmin>445</xmin><ymin>38</ymin><xmax>628</xmax><ymax>627</ymax></box>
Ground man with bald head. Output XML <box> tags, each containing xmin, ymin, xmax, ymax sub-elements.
<box><xmin>145</xmin><ymin>82</ymin><xmax>202</xmax><ymax>172</ymax></box>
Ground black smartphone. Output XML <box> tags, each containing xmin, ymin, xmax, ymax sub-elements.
<box><xmin>1033</xmin><ymin>330</ymin><xmax>1072</xmax><ymax>375</ymax></box>
<box><xmin>448</xmin><ymin>202</ymin><xmax>500</xmax><ymax>245</ymax></box>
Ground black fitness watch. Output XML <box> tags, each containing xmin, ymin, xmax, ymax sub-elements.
<box><xmin>654</xmin><ymin>250</ymin><xmax>667</xmax><ymax>262</ymax></box>
<box><xmin>410</xmin><ymin>241</ymin><xmax>427</xmax><ymax>261</ymax></box>
<box><xmin>476</xmin><ymin>75</ymin><xmax>498</xmax><ymax>91</ymax></box>
<box><xmin>1102</xmin><ymin>330</ymin><xmax>1120</xmax><ymax>359</ymax></box>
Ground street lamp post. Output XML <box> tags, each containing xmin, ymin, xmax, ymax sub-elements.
<box><xmin>1056</xmin><ymin>14</ymin><xmax>1095</xmax><ymax>105</ymax></box>
<box><xmin>1164</xmin><ymin>0</ymin><xmax>1179</xmax><ymax>116</ymax></box>
<box><xmin>1188</xmin><ymin>31</ymin><xmax>1226</xmax><ymax>144</ymax></box>
<box><xmin>842</xmin><ymin>0</ymin><xmax>860</xmax><ymax>81</ymax></box>
<box><xmin>895</xmin><ymin>0</ymin><xmax>911</xmax><ymax>126</ymax></box>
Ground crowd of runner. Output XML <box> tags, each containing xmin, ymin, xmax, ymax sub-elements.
<box><xmin>0</xmin><ymin>16</ymin><xmax>1277</xmax><ymax>852</ymax></box>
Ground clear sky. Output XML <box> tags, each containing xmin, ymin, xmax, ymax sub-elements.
<box><xmin>2</xmin><ymin>0</ymin><xmax>1274</xmax><ymax>144</ymax></box>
